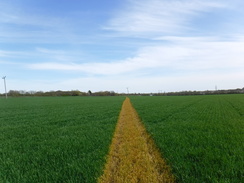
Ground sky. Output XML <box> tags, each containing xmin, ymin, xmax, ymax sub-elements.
<box><xmin>0</xmin><ymin>0</ymin><xmax>244</xmax><ymax>93</ymax></box>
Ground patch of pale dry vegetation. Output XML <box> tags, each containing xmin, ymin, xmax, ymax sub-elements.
<box><xmin>99</xmin><ymin>98</ymin><xmax>175</xmax><ymax>183</ymax></box>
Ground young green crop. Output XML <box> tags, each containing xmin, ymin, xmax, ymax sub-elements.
<box><xmin>130</xmin><ymin>95</ymin><xmax>244</xmax><ymax>183</ymax></box>
<box><xmin>0</xmin><ymin>96</ymin><xmax>124</xmax><ymax>183</ymax></box>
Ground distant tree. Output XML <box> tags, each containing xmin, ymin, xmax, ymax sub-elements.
<box><xmin>8</xmin><ymin>90</ymin><xmax>20</xmax><ymax>97</ymax></box>
<box><xmin>88</xmin><ymin>90</ymin><xmax>92</xmax><ymax>96</ymax></box>
<box><xmin>35</xmin><ymin>91</ymin><xmax>44</xmax><ymax>96</ymax></box>
<box><xmin>71</xmin><ymin>90</ymin><xmax>80</xmax><ymax>96</ymax></box>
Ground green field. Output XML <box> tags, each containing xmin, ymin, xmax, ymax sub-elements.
<box><xmin>0</xmin><ymin>97</ymin><xmax>124</xmax><ymax>183</ymax></box>
<box><xmin>130</xmin><ymin>94</ymin><xmax>244</xmax><ymax>183</ymax></box>
<box><xmin>1</xmin><ymin>95</ymin><xmax>243</xmax><ymax>182</ymax></box>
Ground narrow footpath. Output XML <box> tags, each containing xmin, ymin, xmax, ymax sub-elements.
<box><xmin>99</xmin><ymin>97</ymin><xmax>175</xmax><ymax>183</ymax></box>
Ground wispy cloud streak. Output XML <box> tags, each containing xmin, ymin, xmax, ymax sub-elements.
<box><xmin>105</xmin><ymin>0</ymin><xmax>225</xmax><ymax>37</ymax></box>
<box><xmin>28</xmin><ymin>36</ymin><xmax>244</xmax><ymax>76</ymax></box>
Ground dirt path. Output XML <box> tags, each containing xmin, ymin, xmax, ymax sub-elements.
<box><xmin>98</xmin><ymin>97</ymin><xmax>175</xmax><ymax>183</ymax></box>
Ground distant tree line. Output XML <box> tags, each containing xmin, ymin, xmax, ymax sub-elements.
<box><xmin>153</xmin><ymin>87</ymin><xmax>244</xmax><ymax>96</ymax></box>
<box><xmin>1</xmin><ymin>90</ymin><xmax>118</xmax><ymax>97</ymax></box>
<box><xmin>0</xmin><ymin>87</ymin><xmax>243</xmax><ymax>97</ymax></box>
<box><xmin>120</xmin><ymin>87</ymin><xmax>244</xmax><ymax>96</ymax></box>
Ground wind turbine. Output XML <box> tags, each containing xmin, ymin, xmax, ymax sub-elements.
<box><xmin>2</xmin><ymin>76</ymin><xmax>7</xmax><ymax>99</ymax></box>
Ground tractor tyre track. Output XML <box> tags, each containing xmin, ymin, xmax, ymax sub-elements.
<box><xmin>99</xmin><ymin>97</ymin><xmax>175</xmax><ymax>183</ymax></box>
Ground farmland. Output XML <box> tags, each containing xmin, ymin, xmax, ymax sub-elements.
<box><xmin>0</xmin><ymin>97</ymin><xmax>124</xmax><ymax>183</ymax></box>
<box><xmin>130</xmin><ymin>94</ymin><xmax>244</xmax><ymax>183</ymax></box>
<box><xmin>0</xmin><ymin>95</ymin><xmax>243</xmax><ymax>183</ymax></box>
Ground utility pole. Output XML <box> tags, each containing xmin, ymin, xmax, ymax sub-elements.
<box><xmin>2</xmin><ymin>76</ymin><xmax>7</xmax><ymax>99</ymax></box>
<box><xmin>126</xmin><ymin>87</ymin><xmax>129</xmax><ymax>94</ymax></box>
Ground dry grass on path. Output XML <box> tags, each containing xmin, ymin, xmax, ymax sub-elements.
<box><xmin>99</xmin><ymin>98</ymin><xmax>175</xmax><ymax>183</ymax></box>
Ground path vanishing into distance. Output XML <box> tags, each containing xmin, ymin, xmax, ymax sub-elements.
<box><xmin>99</xmin><ymin>98</ymin><xmax>175</xmax><ymax>183</ymax></box>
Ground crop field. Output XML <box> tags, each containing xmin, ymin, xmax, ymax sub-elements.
<box><xmin>0</xmin><ymin>95</ymin><xmax>243</xmax><ymax>183</ymax></box>
<box><xmin>130</xmin><ymin>94</ymin><xmax>244</xmax><ymax>183</ymax></box>
<box><xmin>0</xmin><ymin>97</ymin><xmax>124</xmax><ymax>183</ymax></box>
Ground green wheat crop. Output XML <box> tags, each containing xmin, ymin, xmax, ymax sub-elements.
<box><xmin>0</xmin><ymin>96</ymin><xmax>124</xmax><ymax>183</ymax></box>
<box><xmin>130</xmin><ymin>94</ymin><xmax>244</xmax><ymax>183</ymax></box>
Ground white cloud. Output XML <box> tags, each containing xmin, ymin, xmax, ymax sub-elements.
<box><xmin>0</xmin><ymin>50</ymin><xmax>10</xmax><ymax>57</ymax></box>
<box><xmin>104</xmin><ymin>0</ymin><xmax>226</xmax><ymax>36</ymax></box>
<box><xmin>28</xmin><ymin>36</ymin><xmax>244</xmax><ymax>78</ymax></box>
<box><xmin>0</xmin><ymin>50</ymin><xmax>30</xmax><ymax>58</ymax></box>
<box><xmin>35</xmin><ymin>48</ymin><xmax>80</xmax><ymax>62</ymax></box>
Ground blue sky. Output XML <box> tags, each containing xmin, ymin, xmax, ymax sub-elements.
<box><xmin>1</xmin><ymin>0</ymin><xmax>244</xmax><ymax>93</ymax></box>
